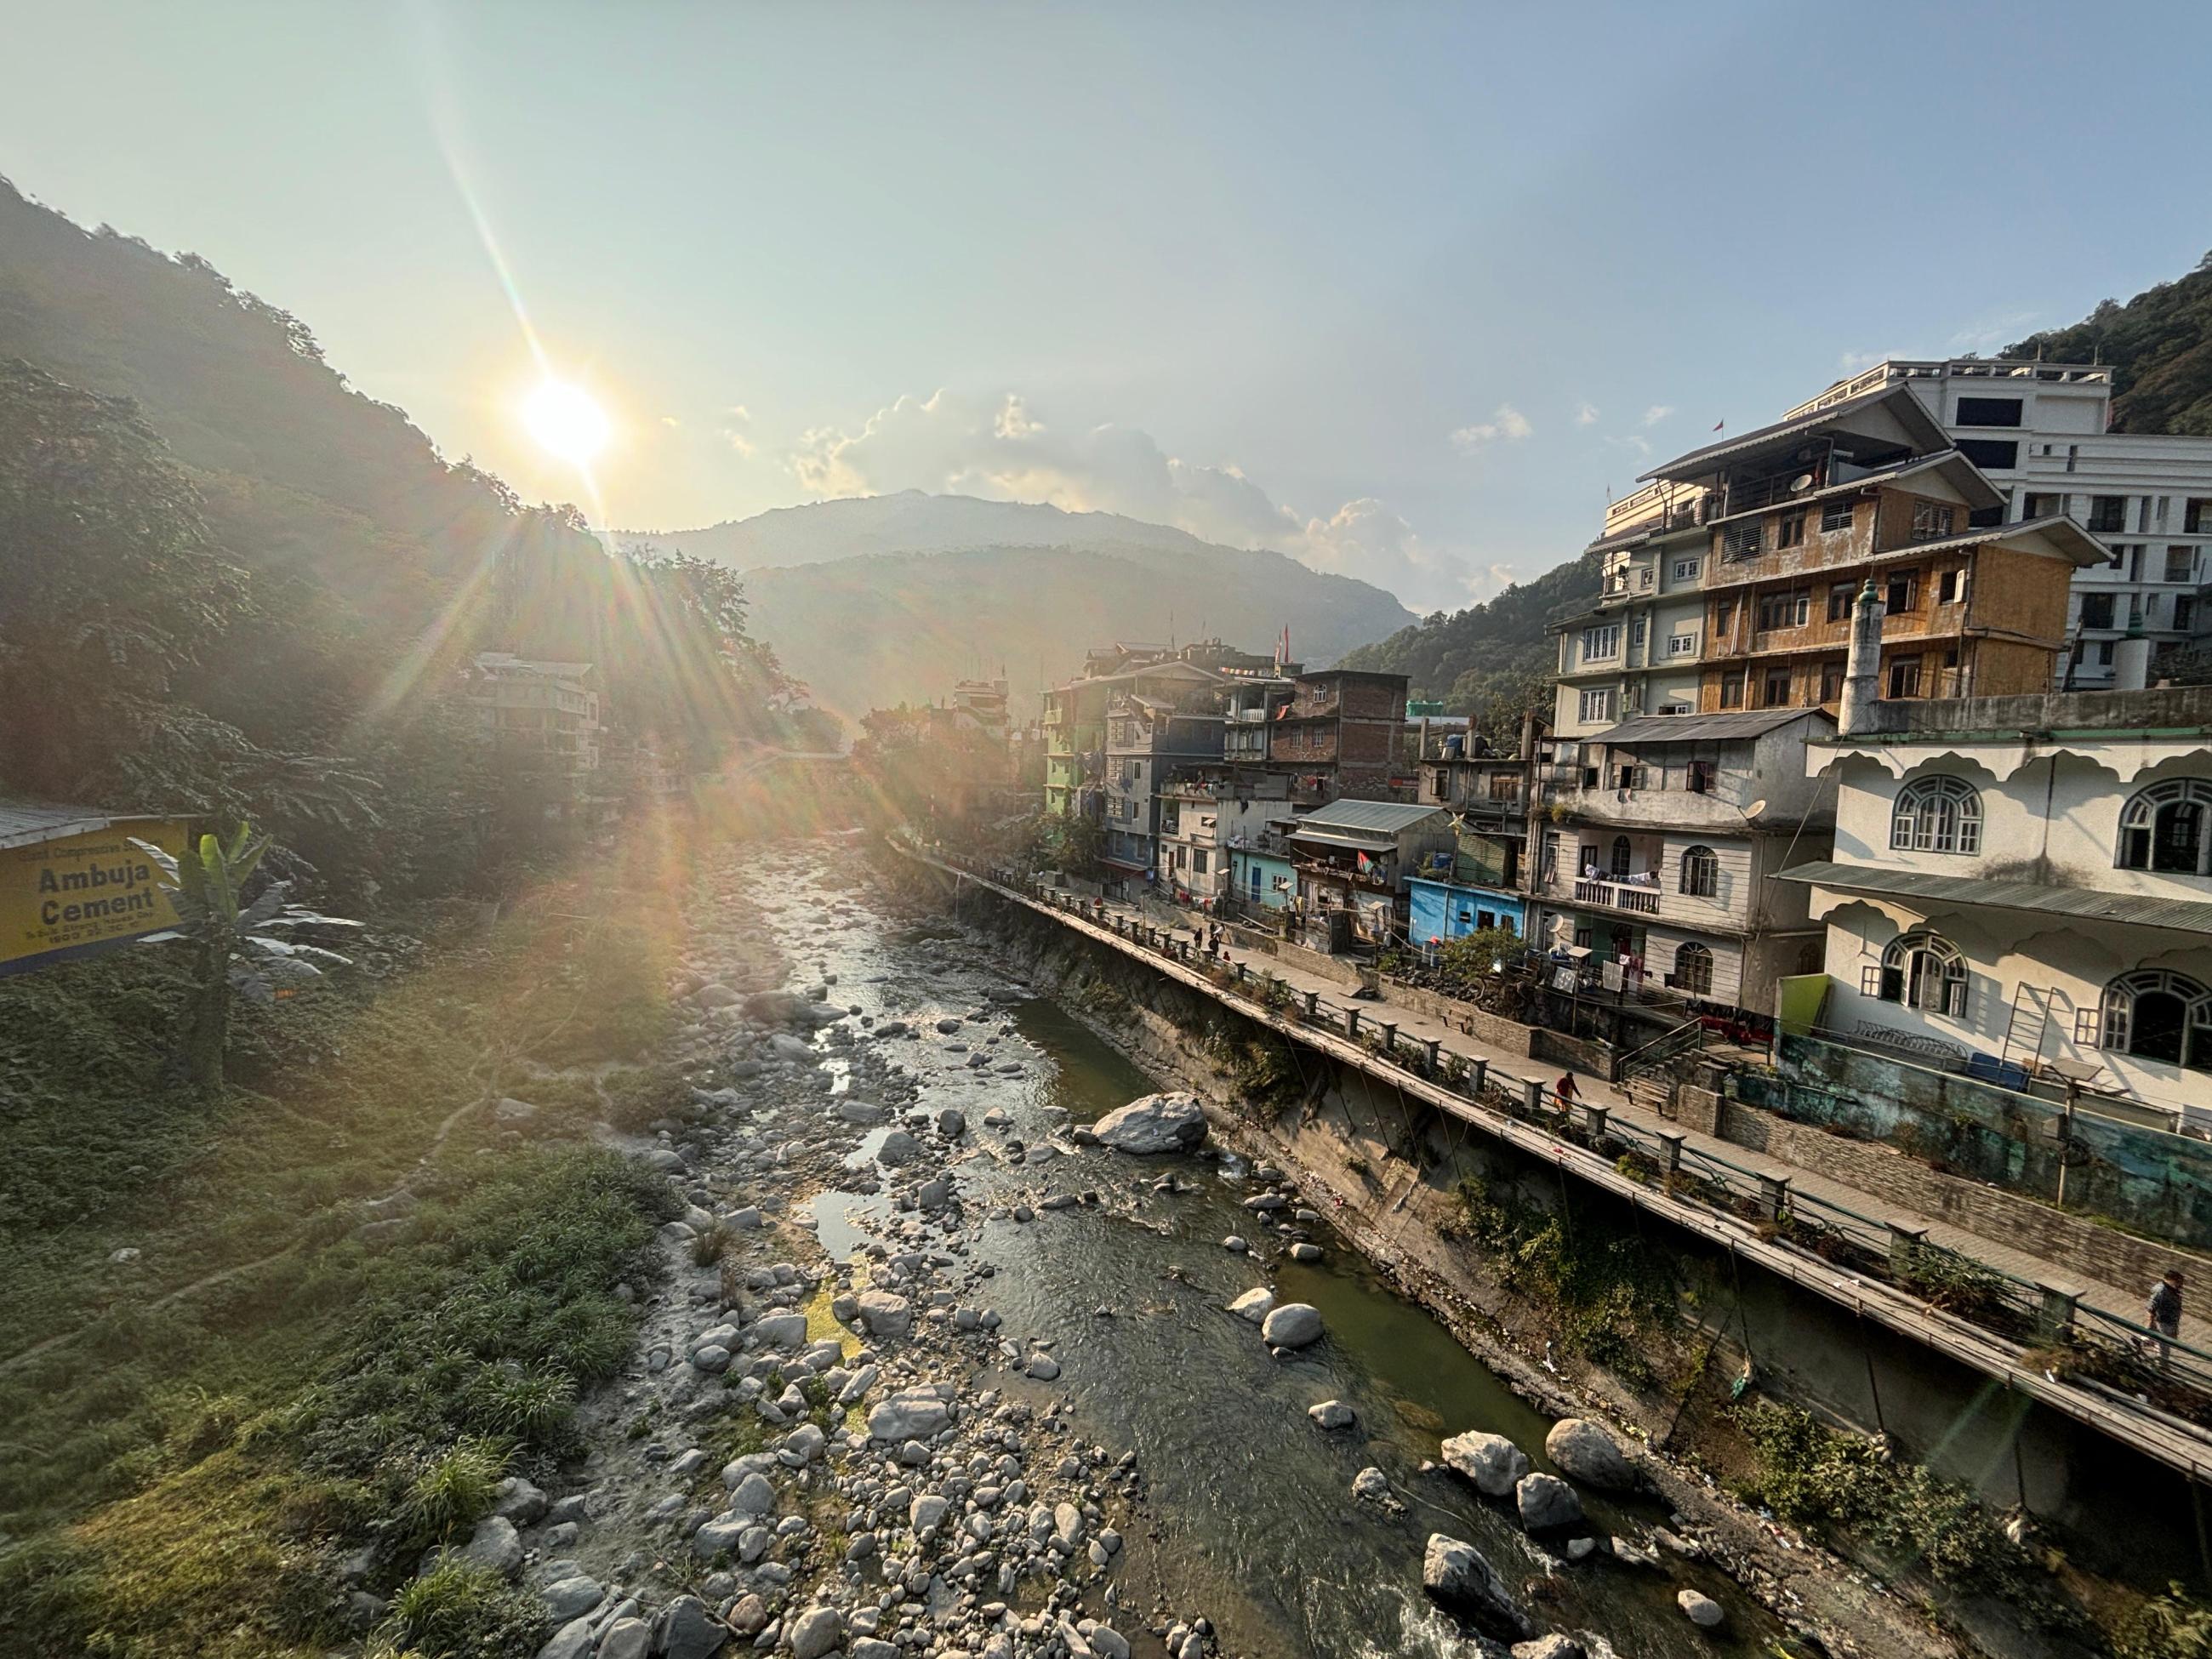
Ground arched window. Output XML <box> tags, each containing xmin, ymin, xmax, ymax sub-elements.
<box><xmin>1890</xmin><ymin>775</ymin><xmax>1982</xmax><ymax>854</ymax></box>
<box><xmin>1674</xmin><ymin>941</ymin><xmax>1714</xmax><ymax>996</ymax></box>
<box><xmin>1679</xmin><ymin>844</ymin><xmax>1719</xmax><ymax>898</ymax></box>
<box><xmin>2097</xmin><ymin>971</ymin><xmax>2212</xmax><ymax>1072</ymax></box>
<box><xmin>2118</xmin><ymin>780</ymin><xmax>2212</xmax><ymax>875</ymax></box>
<box><xmin>1868</xmin><ymin>930</ymin><xmax>1968</xmax><ymax>1018</ymax></box>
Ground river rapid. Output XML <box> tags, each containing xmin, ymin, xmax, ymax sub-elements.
<box><xmin>746</xmin><ymin>844</ymin><xmax>1776</xmax><ymax>1659</ymax></box>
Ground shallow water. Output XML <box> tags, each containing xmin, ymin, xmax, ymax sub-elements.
<box><xmin>762</xmin><ymin>853</ymin><xmax>1776</xmax><ymax>1657</ymax></box>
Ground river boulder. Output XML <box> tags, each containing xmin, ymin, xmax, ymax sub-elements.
<box><xmin>1515</xmin><ymin>1472</ymin><xmax>1584</xmax><ymax>1532</ymax></box>
<box><xmin>1260</xmin><ymin>1303</ymin><xmax>1324</xmax><ymax>1348</ymax></box>
<box><xmin>1422</xmin><ymin>1533</ymin><xmax>1533</xmax><ymax>1639</ymax></box>
<box><xmin>1227</xmin><ymin>1287</ymin><xmax>1275</xmax><ymax>1323</ymax></box>
<box><xmin>1677</xmin><ymin>1589</ymin><xmax>1725</xmax><ymax>1629</ymax></box>
<box><xmin>1092</xmin><ymin>1092</ymin><xmax>1209</xmax><ymax>1154</ymax></box>
<box><xmin>868</xmin><ymin>1389</ymin><xmax>951</xmax><ymax>1440</ymax></box>
<box><xmin>1544</xmin><ymin>1417</ymin><xmax>1640</xmax><ymax>1491</ymax></box>
<box><xmin>1441</xmin><ymin>1430</ymin><xmax>1531</xmax><ymax>1497</ymax></box>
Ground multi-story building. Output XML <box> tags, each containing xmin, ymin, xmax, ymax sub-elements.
<box><xmin>1155</xmin><ymin>771</ymin><xmax>1320</xmax><ymax>907</ymax></box>
<box><xmin>1783</xmin><ymin>678</ymin><xmax>2212</xmax><ymax>1121</ymax></box>
<box><xmin>1787</xmin><ymin>359</ymin><xmax>2212</xmax><ymax>688</ymax></box>
<box><xmin>1627</xmin><ymin>383</ymin><xmax>2107</xmax><ymax>720</ymax></box>
<box><xmin>1530</xmin><ymin>707</ymin><xmax>1835</xmax><ymax>1011</ymax></box>
<box><xmin>1549</xmin><ymin>480</ymin><xmax>1713</xmax><ymax>739</ymax></box>
<box><xmin>1097</xmin><ymin>670</ymin><xmax>1226</xmax><ymax>895</ymax></box>
<box><xmin>1286</xmin><ymin>799</ymin><xmax>1456</xmax><ymax>949</ymax></box>
<box><xmin>1406</xmin><ymin>715</ymin><xmax>1542</xmax><ymax>942</ymax></box>
<box><xmin>1267</xmin><ymin>669</ymin><xmax>1414</xmax><ymax>801</ymax></box>
<box><xmin>465</xmin><ymin>653</ymin><xmax>603</xmax><ymax>778</ymax></box>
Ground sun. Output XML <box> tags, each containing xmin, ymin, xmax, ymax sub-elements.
<box><xmin>521</xmin><ymin>379</ymin><xmax>612</xmax><ymax>465</ymax></box>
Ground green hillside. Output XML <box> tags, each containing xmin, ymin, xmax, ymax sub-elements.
<box><xmin>2005</xmin><ymin>251</ymin><xmax>2212</xmax><ymax>434</ymax></box>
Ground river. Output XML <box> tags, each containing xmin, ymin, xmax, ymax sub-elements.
<box><xmin>752</xmin><ymin>847</ymin><xmax>1776</xmax><ymax>1658</ymax></box>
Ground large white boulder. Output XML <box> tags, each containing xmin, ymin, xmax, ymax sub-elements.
<box><xmin>1544</xmin><ymin>1417</ymin><xmax>1640</xmax><ymax>1491</ymax></box>
<box><xmin>1092</xmin><ymin>1092</ymin><xmax>1209</xmax><ymax>1154</ymax></box>
<box><xmin>1441</xmin><ymin>1429</ymin><xmax>1531</xmax><ymax>1497</ymax></box>
<box><xmin>1260</xmin><ymin>1303</ymin><xmax>1324</xmax><ymax>1348</ymax></box>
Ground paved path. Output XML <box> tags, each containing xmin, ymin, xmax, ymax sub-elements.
<box><xmin>1055</xmin><ymin>881</ymin><xmax>2212</xmax><ymax>1355</ymax></box>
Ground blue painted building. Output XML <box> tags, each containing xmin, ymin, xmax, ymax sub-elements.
<box><xmin>1229</xmin><ymin>844</ymin><xmax>1296</xmax><ymax>911</ymax></box>
<box><xmin>1406</xmin><ymin>875</ymin><xmax>1525</xmax><ymax>944</ymax></box>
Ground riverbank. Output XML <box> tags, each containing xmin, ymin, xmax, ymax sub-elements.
<box><xmin>926</xmin><ymin>869</ymin><xmax>2131</xmax><ymax>1659</ymax></box>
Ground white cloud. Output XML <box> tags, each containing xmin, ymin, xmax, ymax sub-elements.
<box><xmin>1642</xmin><ymin>404</ymin><xmax>1674</xmax><ymax>427</ymax></box>
<box><xmin>725</xmin><ymin>429</ymin><xmax>755</xmax><ymax>458</ymax></box>
<box><xmin>786</xmin><ymin>387</ymin><xmax>1500</xmax><ymax>612</ymax></box>
<box><xmin>1574</xmin><ymin>402</ymin><xmax>1599</xmax><ymax>427</ymax></box>
<box><xmin>1448</xmin><ymin>404</ymin><xmax>1532</xmax><ymax>452</ymax></box>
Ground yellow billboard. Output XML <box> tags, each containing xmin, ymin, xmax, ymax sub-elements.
<box><xmin>0</xmin><ymin>817</ymin><xmax>189</xmax><ymax>976</ymax></box>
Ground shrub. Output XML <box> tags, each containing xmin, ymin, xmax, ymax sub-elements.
<box><xmin>385</xmin><ymin>1562</ymin><xmax>548</xmax><ymax>1659</ymax></box>
<box><xmin>2118</xmin><ymin>1582</ymin><xmax>2212</xmax><ymax>1659</ymax></box>
<box><xmin>400</xmin><ymin>1438</ymin><xmax>507</xmax><ymax>1544</ymax></box>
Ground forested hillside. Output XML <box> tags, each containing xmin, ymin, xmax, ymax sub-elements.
<box><xmin>0</xmin><ymin>178</ymin><xmax>793</xmax><ymax>899</ymax></box>
<box><xmin>2005</xmin><ymin>251</ymin><xmax>2212</xmax><ymax>434</ymax></box>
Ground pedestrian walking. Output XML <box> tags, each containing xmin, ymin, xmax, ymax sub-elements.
<box><xmin>2146</xmin><ymin>1268</ymin><xmax>2185</xmax><ymax>1369</ymax></box>
<box><xmin>1554</xmin><ymin>1072</ymin><xmax>1579</xmax><ymax>1112</ymax></box>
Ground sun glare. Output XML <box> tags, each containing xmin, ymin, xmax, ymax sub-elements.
<box><xmin>522</xmin><ymin>379</ymin><xmax>612</xmax><ymax>465</ymax></box>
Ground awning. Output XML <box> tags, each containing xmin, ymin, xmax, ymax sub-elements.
<box><xmin>1780</xmin><ymin>859</ymin><xmax>2212</xmax><ymax>938</ymax></box>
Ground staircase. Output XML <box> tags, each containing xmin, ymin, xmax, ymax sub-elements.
<box><xmin>1611</xmin><ymin>1016</ymin><xmax>1706</xmax><ymax>1086</ymax></box>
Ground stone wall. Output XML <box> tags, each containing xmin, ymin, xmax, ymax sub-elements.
<box><xmin>1533</xmin><ymin>1028</ymin><xmax>1613</xmax><ymax>1078</ymax></box>
<box><xmin>1714</xmin><ymin>1097</ymin><xmax>2212</xmax><ymax>1293</ymax></box>
<box><xmin>1377</xmin><ymin>978</ymin><xmax>1537</xmax><ymax>1056</ymax></box>
<box><xmin>1274</xmin><ymin>940</ymin><xmax>1365</xmax><ymax>987</ymax></box>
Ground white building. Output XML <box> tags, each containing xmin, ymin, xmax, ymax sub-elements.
<box><xmin>1531</xmin><ymin>707</ymin><xmax>1834</xmax><ymax>1012</ymax></box>
<box><xmin>1155</xmin><ymin>772</ymin><xmax>1314</xmax><ymax>906</ymax></box>
<box><xmin>1548</xmin><ymin>479</ymin><xmax>1713</xmax><ymax>741</ymax></box>
<box><xmin>1788</xmin><ymin>359</ymin><xmax>2212</xmax><ymax>689</ymax></box>
<box><xmin>1787</xmin><ymin>684</ymin><xmax>2212</xmax><ymax>1120</ymax></box>
<box><xmin>465</xmin><ymin>652</ymin><xmax>602</xmax><ymax>777</ymax></box>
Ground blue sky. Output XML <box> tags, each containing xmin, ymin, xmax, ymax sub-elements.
<box><xmin>5</xmin><ymin>1</ymin><xmax>2210</xmax><ymax>612</ymax></box>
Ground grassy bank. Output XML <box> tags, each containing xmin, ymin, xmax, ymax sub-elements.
<box><xmin>0</xmin><ymin>818</ymin><xmax>702</xmax><ymax>1656</ymax></box>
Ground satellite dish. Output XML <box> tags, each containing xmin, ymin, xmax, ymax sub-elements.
<box><xmin>1744</xmin><ymin>799</ymin><xmax>1769</xmax><ymax>818</ymax></box>
<box><xmin>1789</xmin><ymin>473</ymin><xmax>1816</xmax><ymax>493</ymax></box>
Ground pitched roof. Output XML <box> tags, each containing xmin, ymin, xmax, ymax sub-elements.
<box><xmin>1293</xmin><ymin>798</ymin><xmax>1450</xmax><ymax>834</ymax></box>
<box><xmin>1780</xmin><ymin>859</ymin><xmax>2212</xmax><ymax>938</ymax></box>
<box><xmin>1591</xmin><ymin>709</ymin><xmax>1833</xmax><ymax>745</ymax></box>
<box><xmin>1875</xmin><ymin>512</ymin><xmax>2111</xmax><ymax>569</ymax></box>
<box><xmin>0</xmin><ymin>801</ymin><xmax>170</xmax><ymax>851</ymax></box>
<box><xmin>1640</xmin><ymin>384</ymin><xmax>1951</xmax><ymax>483</ymax></box>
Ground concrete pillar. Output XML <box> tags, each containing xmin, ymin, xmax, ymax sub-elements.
<box><xmin>1467</xmin><ymin>1058</ymin><xmax>1488</xmax><ymax>1097</ymax></box>
<box><xmin>1234</xmin><ymin>961</ymin><xmax>1247</xmax><ymax>983</ymax></box>
<box><xmin>1381</xmin><ymin>1021</ymin><xmax>1398</xmax><ymax>1052</ymax></box>
<box><xmin>1424</xmin><ymin>1038</ymin><xmax>1441</xmax><ymax>1070</ymax></box>
<box><xmin>1581</xmin><ymin>1103</ymin><xmax>1609</xmax><ymax>1141</ymax></box>
<box><xmin>1521</xmin><ymin>1077</ymin><xmax>1544</xmax><ymax>1115</ymax></box>
<box><xmin>1838</xmin><ymin>578</ymin><xmax>1885</xmax><ymax>735</ymax></box>
<box><xmin>1303</xmin><ymin>990</ymin><xmax>1320</xmax><ymax>1019</ymax></box>
<box><xmin>1346</xmin><ymin>1008</ymin><xmax>1362</xmax><ymax>1039</ymax></box>
<box><xmin>1885</xmin><ymin>1221</ymin><xmax>1927</xmax><ymax>1275</ymax></box>
<box><xmin>1758</xmin><ymin>1172</ymin><xmax>1791</xmax><ymax>1223</ymax></box>
<box><xmin>2036</xmin><ymin>1281</ymin><xmax>2083</xmax><ymax>1339</ymax></box>
<box><xmin>1656</xmin><ymin>1130</ymin><xmax>1685</xmax><ymax>1177</ymax></box>
<box><xmin>2115</xmin><ymin>622</ymin><xmax>2152</xmax><ymax>693</ymax></box>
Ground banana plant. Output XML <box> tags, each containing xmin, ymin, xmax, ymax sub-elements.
<box><xmin>130</xmin><ymin>824</ymin><xmax>360</xmax><ymax>1092</ymax></box>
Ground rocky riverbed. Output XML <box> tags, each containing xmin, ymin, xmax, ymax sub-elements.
<box><xmin>446</xmin><ymin>841</ymin><xmax>1863</xmax><ymax>1659</ymax></box>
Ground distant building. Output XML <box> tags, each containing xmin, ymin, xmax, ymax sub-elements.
<box><xmin>1286</xmin><ymin>798</ymin><xmax>1455</xmax><ymax>949</ymax></box>
<box><xmin>1787</xmin><ymin>359</ymin><xmax>2212</xmax><ymax>688</ymax></box>
<box><xmin>464</xmin><ymin>653</ymin><xmax>602</xmax><ymax>778</ymax></box>
<box><xmin>1097</xmin><ymin>667</ymin><xmax>1226</xmax><ymax>895</ymax></box>
<box><xmin>1787</xmin><ymin>683</ymin><xmax>2212</xmax><ymax>1120</ymax></box>
<box><xmin>1268</xmin><ymin>669</ymin><xmax>1414</xmax><ymax>801</ymax></box>
<box><xmin>1409</xmin><ymin>712</ymin><xmax>1542</xmax><ymax>944</ymax></box>
<box><xmin>1155</xmin><ymin>770</ymin><xmax>1320</xmax><ymax>908</ymax></box>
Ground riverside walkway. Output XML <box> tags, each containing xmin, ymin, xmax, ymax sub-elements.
<box><xmin>904</xmin><ymin>841</ymin><xmax>2212</xmax><ymax>1483</ymax></box>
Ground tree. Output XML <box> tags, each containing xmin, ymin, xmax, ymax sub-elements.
<box><xmin>130</xmin><ymin>823</ymin><xmax>359</xmax><ymax>1092</ymax></box>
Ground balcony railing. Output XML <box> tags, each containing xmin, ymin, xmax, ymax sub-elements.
<box><xmin>1573</xmin><ymin>876</ymin><xmax>1662</xmax><ymax>915</ymax></box>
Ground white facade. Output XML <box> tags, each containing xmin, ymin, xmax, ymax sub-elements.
<box><xmin>1793</xmin><ymin>688</ymin><xmax>2212</xmax><ymax>1119</ymax></box>
<box><xmin>1550</xmin><ymin>482</ymin><xmax>1711</xmax><ymax>740</ymax></box>
<box><xmin>1791</xmin><ymin>361</ymin><xmax>2212</xmax><ymax>687</ymax></box>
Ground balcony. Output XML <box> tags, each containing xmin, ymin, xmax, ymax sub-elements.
<box><xmin>1574</xmin><ymin>875</ymin><xmax>1662</xmax><ymax>915</ymax></box>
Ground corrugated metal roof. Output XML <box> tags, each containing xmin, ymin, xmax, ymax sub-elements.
<box><xmin>1592</xmin><ymin>709</ymin><xmax>1832</xmax><ymax>745</ymax></box>
<box><xmin>1292</xmin><ymin>799</ymin><xmax>1450</xmax><ymax>834</ymax></box>
<box><xmin>1861</xmin><ymin>512</ymin><xmax>2109</xmax><ymax>568</ymax></box>
<box><xmin>1779</xmin><ymin>859</ymin><xmax>2212</xmax><ymax>938</ymax></box>
<box><xmin>1639</xmin><ymin>384</ymin><xmax>1949</xmax><ymax>482</ymax></box>
<box><xmin>0</xmin><ymin>801</ymin><xmax>169</xmax><ymax>851</ymax></box>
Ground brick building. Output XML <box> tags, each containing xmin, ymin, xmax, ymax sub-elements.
<box><xmin>1265</xmin><ymin>669</ymin><xmax>1412</xmax><ymax>800</ymax></box>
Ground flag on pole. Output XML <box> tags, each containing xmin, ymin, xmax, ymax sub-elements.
<box><xmin>1711</xmin><ymin>419</ymin><xmax>1725</xmax><ymax>431</ymax></box>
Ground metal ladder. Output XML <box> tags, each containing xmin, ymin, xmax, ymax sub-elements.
<box><xmin>1998</xmin><ymin>983</ymin><xmax>2057</xmax><ymax>1069</ymax></box>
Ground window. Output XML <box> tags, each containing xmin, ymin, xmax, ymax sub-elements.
<box><xmin>1910</xmin><ymin>501</ymin><xmax>1955</xmax><ymax>541</ymax></box>
<box><xmin>1886</xmin><ymin>571</ymin><xmax>1918</xmax><ymax>613</ymax></box>
<box><xmin>1679</xmin><ymin>844</ymin><xmax>1719</xmax><ymax>898</ymax></box>
<box><xmin>1631</xmin><ymin>618</ymin><xmax>1647</xmax><ymax>649</ymax></box>
<box><xmin>1867</xmin><ymin>930</ymin><xmax>1968</xmax><ymax>1018</ymax></box>
<box><xmin>2108</xmin><ymin>542</ymin><xmax>2129</xmax><ymax>571</ymax></box>
<box><xmin>1887</xmin><ymin>657</ymin><xmax>1923</xmax><ymax>698</ymax></box>
<box><xmin>1762</xmin><ymin>666</ymin><xmax>1793</xmax><ymax>707</ymax></box>
<box><xmin>2168</xmin><ymin>546</ymin><xmax>2198</xmax><ymax>584</ymax></box>
<box><xmin>1673</xmin><ymin>557</ymin><xmax>1702</xmax><ymax>582</ymax></box>
<box><xmin>1818</xmin><ymin>660</ymin><xmax>1845</xmax><ymax>703</ymax></box>
<box><xmin>1673</xmin><ymin>942</ymin><xmax>1714</xmax><ymax>996</ymax></box>
<box><xmin>2118</xmin><ymin>779</ymin><xmax>2212</xmax><ymax>875</ymax></box>
<box><xmin>2096</xmin><ymin>641</ymin><xmax>2116</xmax><ymax>667</ymax></box>
<box><xmin>1757</xmin><ymin>589</ymin><xmax>1810</xmax><ymax>630</ymax></box>
<box><xmin>1610</xmin><ymin>836</ymin><xmax>1633</xmax><ymax>878</ymax></box>
<box><xmin>1723</xmin><ymin>522</ymin><xmax>1763</xmax><ymax>560</ymax></box>
<box><xmin>1577</xmin><ymin>687</ymin><xmax>1616</xmax><ymax>723</ymax></box>
<box><xmin>1827</xmin><ymin>582</ymin><xmax>1856</xmax><ymax>622</ymax></box>
<box><xmin>1936</xmin><ymin>568</ymin><xmax>1966</xmax><ymax>606</ymax></box>
<box><xmin>1954</xmin><ymin>438</ymin><xmax>2020</xmax><ymax>470</ymax></box>
<box><xmin>1719</xmin><ymin>670</ymin><xmax>1746</xmax><ymax>710</ymax></box>
<box><xmin>1777</xmin><ymin>510</ymin><xmax>1807</xmax><ymax>548</ymax></box>
<box><xmin>2181</xmin><ymin>596</ymin><xmax>2198</xmax><ymax>633</ymax></box>
<box><xmin>2095</xmin><ymin>971</ymin><xmax>2212</xmax><ymax>1073</ymax></box>
<box><xmin>2080</xmin><ymin>592</ymin><xmax>2116</xmax><ymax>630</ymax></box>
<box><xmin>2022</xmin><ymin>492</ymin><xmax>2060</xmax><ymax>520</ymax></box>
<box><xmin>1954</xmin><ymin>396</ymin><xmax>2023</xmax><ymax>428</ymax></box>
<box><xmin>1890</xmin><ymin>776</ymin><xmax>1982</xmax><ymax>854</ymax></box>
<box><xmin>1582</xmin><ymin>624</ymin><xmax>1621</xmax><ymax>660</ymax></box>
<box><xmin>1192</xmin><ymin>849</ymin><xmax>1208</xmax><ymax>875</ymax></box>
<box><xmin>2088</xmin><ymin>495</ymin><xmax>2128</xmax><ymax>533</ymax></box>
<box><xmin>1713</xmin><ymin>599</ymin><xmax>1736</xmax><ymax>636</ymax></box>
<box><xmin>1821</xmin><ymin>499</ymin><xmax>1855</xmax><ymax>533</ymax></box>
<box><xmin>1668</xmin><ymin>630</ymin><xmax>1697</xmax><ymax>657</ymax></box>
<box><xmin>1687</xmin><ymin>760</ymin><xmax>1716</xmax><ymax>794</ymax></box>
<box><xmin>2188</xmin><ymin>499</ymin><xmax>2212</xmax><ymax>534</ymax></box>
